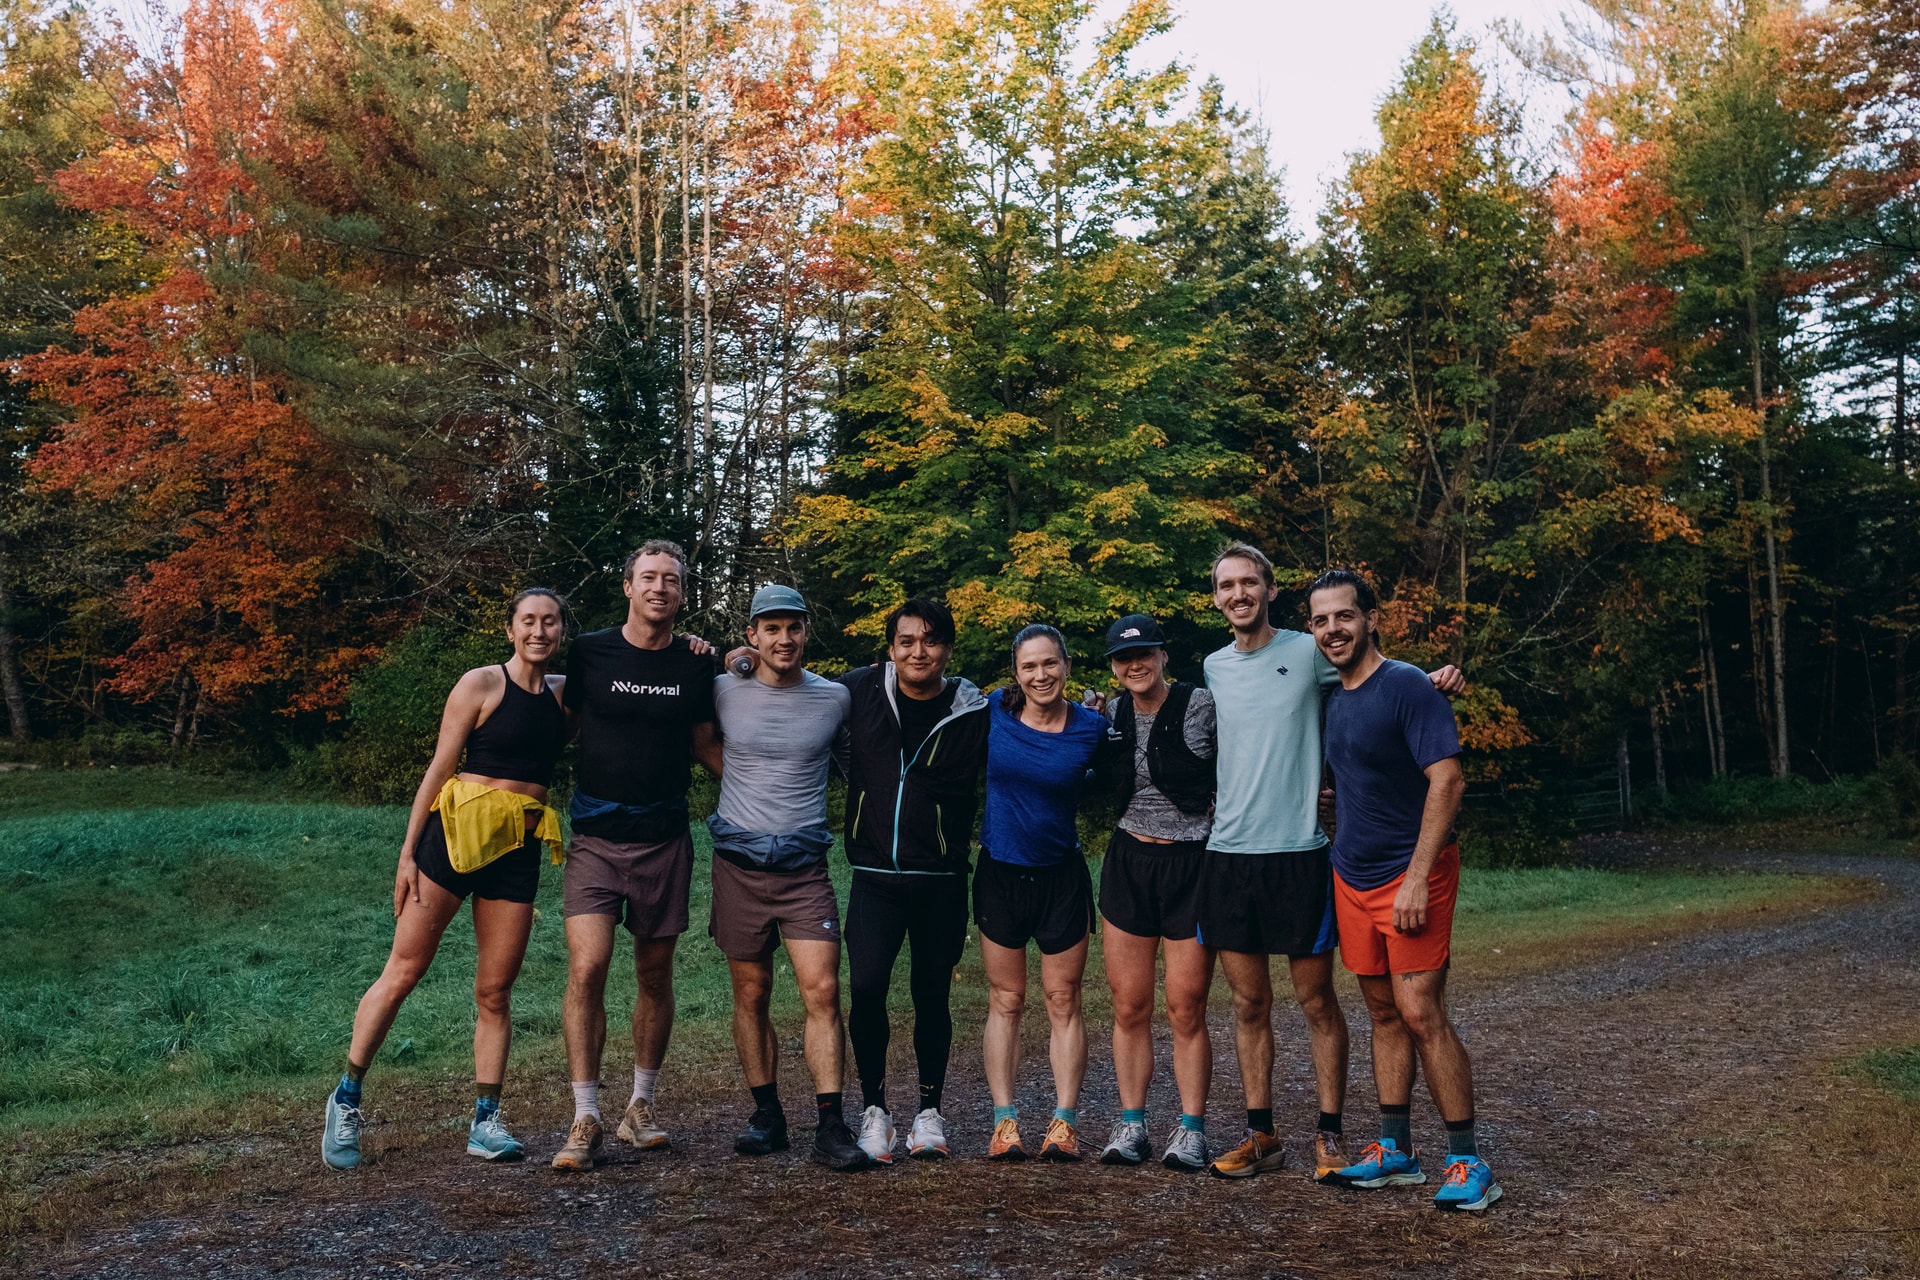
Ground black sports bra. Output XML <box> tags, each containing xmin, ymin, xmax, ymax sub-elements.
<box><xmin>462</xmin><ymin>666</ymin><xmax>567</xmax><ymax>787</ymax></box>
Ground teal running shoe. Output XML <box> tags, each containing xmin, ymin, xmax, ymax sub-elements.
<box><xmin>467</xmin><ymin>1114</ymin><xmax>526</xmax><ymax>1161</ymax></box>
<box><xmin>1327</xmin><ymin>1138</ymin><xmax>1426</xmax><ymax>1189</ymax></box>
<box><xmin>1433</xmin><ymin>1154</ymin><xmax>1502</xmax><ymax>1211</ymax></box>
<box><xmin>322</xmin><ymin>1093</ymin><xmax>363</xmax><ymax>1170</ymax></box>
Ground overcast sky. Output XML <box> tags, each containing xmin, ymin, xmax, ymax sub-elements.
<box><xmin>1105</xmin><ymin>0</ymin><xmax>1580</xmax><ymax>229</ymax></box>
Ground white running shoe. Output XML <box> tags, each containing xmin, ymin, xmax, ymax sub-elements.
<box><xmin>1099</xmin><ymin>1119</ymin><xmax>1152</xmax><ymax>1165</ymax></box>
<box><xmin>906</xmin><ymin>1108</ymin><xmax>949</xmax><ymax>1159</ymax></box>
<box><xmin>1162</xmin><ymin>1124</ymin><xmax>1208</xmax><ymax>1171</ymax></box>
<box><xmin>857</xmin><ymin>1105</ymin><xmax>897</xmax><ymax>1165</ymax></box>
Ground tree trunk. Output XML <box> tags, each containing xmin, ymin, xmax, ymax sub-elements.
<box><xmin>0</xmin><ymin>540</ymin><xmax>31</xmax><ymax>744</ymax></box>
<box><xmin>1618</xmin><ymin>731</ymin><xmax>1633</xmax><ymax>821</ymax></box>
<box><xmin>1699</xmin><ymin>607</ymin><xmax>1727</xmax><ymax>778</ymax></box>
<box><xmin>1650</xmin><ymin>697</ymin><xmax>1667</xmax><ymax>797</ymax></box>
<box><xmin>1742</xmin><ymin>226</ymin><xmax>1790</xmax><ymax>778</ymax></box>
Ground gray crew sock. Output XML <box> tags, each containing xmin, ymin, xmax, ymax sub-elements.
<box><xmin>1380</xmin><ymin>1103</ymin><xmax>1412</xmax><ymax>1151</ymax></box>
<box><xmin>1444</xmin><ymin>1116</ymin><xmax>1477</xmax><ymax>1158</ymax></box>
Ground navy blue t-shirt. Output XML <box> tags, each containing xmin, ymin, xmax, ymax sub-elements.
<box><xmin>1325</xmin><ymin>658</ymin><xmax>1463</xmax><ymax>890</ymax></box>
<box><xmin>980</xmin><ymin>689</ymin><xmax>1106</xmax><ymax>867</ymax></box>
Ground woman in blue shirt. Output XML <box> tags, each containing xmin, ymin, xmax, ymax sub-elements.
<box><xmin>976</xmin><ymin>624</ymin><xmax>1108</xmax><ymax>1163</ymax></box>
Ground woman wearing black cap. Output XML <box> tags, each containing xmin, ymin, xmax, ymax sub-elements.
<box><xmin>1095</xmin><ymin>614</ymin><xmax>1219</xmax><ymax>1171</ymax></box>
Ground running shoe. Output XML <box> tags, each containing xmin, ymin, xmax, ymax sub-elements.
<box><xmin>812</xmin><ymin>1116</ymin><xmax>873</xmax><ymax>1172</ymax></box>
<box><xmin>906</xmin><ymin>1109</ymin><xmax>949</xmax><ymax>1160</ymax></box>
<box><xmin>1312</xmin><ymin>1130</ymin><xmax>1348</xmax><ymax>1183</ymax></box>
<box><xmin>734</xmin><ymin>1108</ymin><xmax>790</xmax><ymax>1156</ymax></box>
<box><xmin>551</xmin><ymin>1114</ymin><xmax>605</xmax><ymax>1170</ymax></box>
<box><xmin>1327</xmin><ymin>1138</ymin><xmax>1426</xmax><ymax>1189</ymax></box>
<box><xmin>857</xmin><ymin>1106</ymin><xmax>897</xmax><ymax>1165</ymax></box>
<box><xmin>987</xmin><ymin>1117</ymin><xmax>1026</xmax><ymax>1161</ymax></box>
<box><xmin>1433</xmin><ymin>1155</ymin><xmax>1502</xmax><ymax>1212</ymax></box>
<box><xmin>617</xmin><ymin>1098</ymin><xmax>670</xmax><ymax>1151</ymax></box>
<box><xmin>1207</xmin><ymin>1129</ymin><xmax>1285</xmax><ymax>1179</ymax></box>
<box><xmin>467</xmin><ymin>1115</ymin><xmax>525</xmax><ymax>1161</ymax></box>
<box><xmin>321</xmin><ymin>1093</ymin><xmax>362</xmax><ymax>1170</ymax></box>
<box><xmin>1039</xmin><ymin>1117</ymin><xmax>1082</xmax><ymax>1162</ymax></box>
<box><xmin>1098</xmin><ymin>1119</ymin><xmax>1152</xmax><ymax>1166</ymax></box>
<box><xmin>1161</xmin><ymin>1125</ymin><xmax>1208</xmax><ymax>1171</ymax></box>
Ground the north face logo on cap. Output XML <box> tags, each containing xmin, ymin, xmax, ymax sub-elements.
<box><xmin>1122</xmin><ymin>628</ymin><xmax>1140</xmax><ymax>638</ymax></box>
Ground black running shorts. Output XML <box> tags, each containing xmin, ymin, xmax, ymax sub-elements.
<box><xmin>972</xmin><ymin>854</ymin><xmax>1093</xmax><ymax>955</ymax></box>
<box><xmin>1194</xmin><ymin>847</ymin><xmax>1337</xmax><ymax>958</ymax></box>
<box><xmin>413</xmin><ymin>810</ymin><xmax>542</xmax><ymax>904</ymax></box>
<box><xmin>1099</xmin><ymin>826</ymin><xmax>1205</xmax><ymax>940</ymax></box>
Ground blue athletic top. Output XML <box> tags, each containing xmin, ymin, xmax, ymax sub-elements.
<box><xmin>1325</xmin><ymin>658</ymin><xmax>1463</xmax><ymax>890</ymax></box>
<box><xmin>979</xmin><ymin>689</ymin><xmax>1107</xmax><ymax>867</ymax></box>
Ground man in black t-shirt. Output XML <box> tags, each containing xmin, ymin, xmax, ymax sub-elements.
<box><xmin>551</xmin><ymin>539</ymin><xmax>723</xmax><ymax>1172</ymax></box>
<box><xmin>837</xmin><ymin>599</ymin><xmax>990</xmax><ymax>1164</ymax></box>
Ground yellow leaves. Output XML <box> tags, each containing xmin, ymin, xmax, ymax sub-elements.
<box><xmin>788</xmin><ymin>493</ymin><xmax>876</xmax><ymax>543</ymax></box>
<box><xmin>945</xmin><ymin>579</ymin><xmax>1036</xmax><ymax>633</ymax></box>
<box><xmin>1007</xmin><ymin>528</ymin><xmax>1075</xmax><ymax>580</ymax></box>
<box><xmin>1081</xmin><ymin>480</ymin><xmax>1149</xmax><ymax>525</ymax></box>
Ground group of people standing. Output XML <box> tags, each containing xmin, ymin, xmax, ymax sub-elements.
<box><xmin>317</xmin><ymin>538</ymin><xmax>1504</xmax><ymax>1213</ymax></box>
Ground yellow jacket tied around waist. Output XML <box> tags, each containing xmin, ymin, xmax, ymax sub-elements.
<box><xmin>431</xmin><ymin>777</ymin><xmax>564</xmax><ymax>874</ymax></box>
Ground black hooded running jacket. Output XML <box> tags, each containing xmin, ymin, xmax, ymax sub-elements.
<box><xmin>837</xmin><ymin>663</ymin><xmax>989</xmax><ymax>876</ymax></box>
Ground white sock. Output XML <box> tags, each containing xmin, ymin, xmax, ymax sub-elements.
<box><xmin>571</xmin><ymin>1081</ymin><xmax>600</xmax><ymax>1122</ymax></box>
<box><xmin>631</xmin><ymin>1065</ymin><xmax>660</xmax><ymax>1106</ymax></box>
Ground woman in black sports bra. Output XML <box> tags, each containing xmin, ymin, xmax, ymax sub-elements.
<box><xmin>322</xmin><ymin>588</ymin><xmax>571</xmax><ymax>1171</ymax></box>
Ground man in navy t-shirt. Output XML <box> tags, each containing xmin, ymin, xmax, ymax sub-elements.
<box><xmin>1308</xmin><ymin>569</ymin><xmax>1502</xmax><ymax>1214</ymax></box>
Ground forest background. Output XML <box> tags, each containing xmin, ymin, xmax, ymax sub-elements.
<box><xmin>3</xmin><ymin>0</ymin><xmax>1918</xmax><ymax>827</ymax></box>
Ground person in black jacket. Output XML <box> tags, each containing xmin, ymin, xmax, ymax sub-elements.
<box><xmin>838</xmin><ymin>599</ymin><xmax>989</xmax><ymax>1163</ymax></box>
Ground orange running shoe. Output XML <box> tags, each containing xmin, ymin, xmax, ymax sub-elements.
<box><xmin>1040</xmin><ymin>1117</ymin><xmax>1081</xmax><ymax>1162</ymax></box>
<box><xmin>1207</xmin><ymin>1128</ymin><xmax>1286</xmax><ymax>1179</ymax></box>
<box><xmin>1313</xmin><ymin>1130</ymin><xmax>1347</xmax><ymax>1183</ymax></box>
<box><xmin>987</xmin><ymin>1116</ymin><xmax>1026</xmax><ymax>1161</ymax></box>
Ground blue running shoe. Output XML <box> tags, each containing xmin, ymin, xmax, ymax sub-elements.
<box><xmin>1433</xmin><ymin>1154</ymin><xmax>1502</xmax><ymax>1211</ymax></box>
<box><xmin>1327</xmin><ymin>1138</ymin><xmax>1426</xmax><ymax>1189</ymax></box>
<box><xmin>467</xmin><ymin>1114</ymin><xmax>525</xmax><ymax>1161</ymax></box>
<box><xmin>322</xmin><ymin>1093</ymin><xmax>363</xmax><ymax>1170</ymax></box>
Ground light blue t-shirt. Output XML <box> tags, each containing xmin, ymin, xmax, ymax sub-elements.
<box><xmin>1204</xmin><ymin>629</ymin><xmax>1340</xmax><ymax>855</ymax></box>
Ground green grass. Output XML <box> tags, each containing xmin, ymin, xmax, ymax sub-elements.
<box><xmin>0</xmin><ymin>768</ymin><xmax>1872</xmax><ymax>1162</ymax></box>
<box><xmin>1851</xmin><ymin>1045</ymin><xmax>1920</xmax><ymax>1104</ymax></box>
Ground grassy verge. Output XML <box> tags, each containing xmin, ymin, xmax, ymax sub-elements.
<box><xmin>0</xmin><ymin>768</ymin><xmax>1880</xmax><ymax>1245</ymax></box>
<box><xmin>1851</xmin><ymin>1044</ymin><xmax>1920</xmax><ymax>1104</ymax></box>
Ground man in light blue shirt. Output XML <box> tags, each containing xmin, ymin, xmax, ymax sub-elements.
<box><xmin>1198</xmin><ymin>542</ymin><xmax>1463</xmax><ymax>1184</ymax></box>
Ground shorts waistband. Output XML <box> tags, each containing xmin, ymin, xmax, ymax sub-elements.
<box><xmin>1111</xmin><ymin>827</ymin><xmax>1207</xmax><ymax>858</ymax></box>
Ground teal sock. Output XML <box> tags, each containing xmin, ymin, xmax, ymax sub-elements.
<box><xmin>993</xmin><ymin>1105</ymin><xmax>1018</xmax><ymax>1124</ymax></box>
<box><xmin>1053</xmin><ymin>1106</ymin><xmax>1078</xmax><ymax>1126</ymax></box>
<box><xmin>335</xmin><ymin>1074</ymin><xmax>361</xmax><ymax>1106</ymax></box>
<box><xmin>1120</xmin><ymin>1108</ymin><xmax>1146</xmax><ymax>1125</ymax></box>
<box><xmin>474</xmin><ymin>1095</ymin><xmax>500</xmax><ymax>1124</ymax></box>
<box><xmin>1180</xmin><ymin>1113</ymin><xmax>1205</xmax><ymax>1133</ymax></box>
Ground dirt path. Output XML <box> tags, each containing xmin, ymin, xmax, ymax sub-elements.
<box><xmin>26</xmin><ymin>846</ymin><xmax>1920</xmax><ymax>1280</ymax></box>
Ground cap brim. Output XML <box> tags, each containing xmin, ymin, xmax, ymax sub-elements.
<box><xmin>1106</xmin><ymin>643</ymin><xmax>1163</xmax><ymax>658</ymax></box>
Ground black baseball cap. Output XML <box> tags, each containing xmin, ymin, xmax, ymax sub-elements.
<box><xmin>1105</xmin><ymin>614</ymin><xmax>1166</xmax><ymax>657</ymax></box>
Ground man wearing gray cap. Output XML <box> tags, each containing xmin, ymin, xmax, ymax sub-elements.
<box><xmin>710</xmin><ymin>585</ymin><xmax>869</xmax><ymax>1171</ymax></box>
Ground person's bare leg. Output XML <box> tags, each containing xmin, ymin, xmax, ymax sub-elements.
<box><xmin>1163</xmin><ymin>937</ymin><xmax>1215</xmax><ymax>1119</ymax></box>
<box><xmin>1216</xmin><ymin>949</ymin><xmax>1274</xmax><ymax>1110</ymax></box>
<box><xmin>562</xmin><ymin>914</ymin><xmax>616</xmax><ymax>1085</ymax></box>
<box><xmin>1392</xmin><ymin>968</ymin><xmax>1474</xmax><ymax>1122</ymax></box>
<box><xmin>1289</xmin><ymin>951</ymin><xmax>1349</xmax><ymax>1119</ymax></box>
<box><xmin>469</xmin><ymin>896</ymin><xmax>534</xmax><ymax>1085</ymax></box>
<box><xmin>728</xmin><ymin>956</ymin><xmax>778</xmax><ymax>1087</ymax></box>
<box><xmin>980</xmin><ymin>938</ymin><xmax>1028</xmax><ymax>1109</ymax></box>
<box><xmin>1356</xmin><ymin>973</ymin><xmax>1415</xmax><ymax>1108</ymax></box>
<box><xmin>348</xmin><ymin>877</ymin><xmax>463</xmax><ymax>1069</ymax></box>
<box><xmin>1102</xmin><ymin>921</ymin><xmax>1159</xmax><ymax>1111</ymax></box>
<box><xmin>785</xmin><ymin>938</ymin><xmax>847</xmax><ymax>1095</ymax></box>
<box><xmin>1039</xmin><ymin>937</ymin><xmax>1089</xmax><ymax>1111</ymax></box>
<box><xmin>630</xmin><ymin>936</ymin><xmax>676</xmax><ymax>1071</ymax></box>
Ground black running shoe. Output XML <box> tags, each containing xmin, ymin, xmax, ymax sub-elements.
<box><xmin>811</xmin><ymin>1116</ymin><xmax>872</xmax><ymax>1171</ymax></box>
<box><xmin>735</xmin><ymin>1109</ymin><xmax>790</xmax><ymax>1156</ymax></box>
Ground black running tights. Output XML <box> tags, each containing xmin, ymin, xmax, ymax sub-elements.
<box><xmin>844</xmin><ymin>872</ymin><xmax>969</xmax><ymax>1104</ymax></box>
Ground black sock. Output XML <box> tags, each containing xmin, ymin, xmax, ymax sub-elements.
<box><xmin>1444</xmin><ymin>1115</ymin><xmax>1477</xmax><ymax>1158</ymax></box>
<box><xmin>1317</xmin><ymin>1111</ymin><xmax>1342</xmax><ymax>1135</ymax></box>
<box><xmin>816</xmin><ymin>1092</ymin><xmax>844</xmax><ymax>1126</ymax></box>
<box><xmin>862</xmin><ymin>1081</ymin><xmax>886</xmax><ymax>1111</ymax></box>
<box><xmin>1246</xmin><ymin>1108</ymin><xmax>1274</xmax><ymax>1136</ymax></box>
<box><xmin>1381</xmin><ymin>1103</ymin><xmax>1412</xmax><ymax>1150</ymax></box>
<box><xmin>750</xmin><ymin>1082</ymin><xmax>781</xmax><ymax>1118</ymax></box>
<box><xmin>919</xmin><ymin>1080</ymin><xmax>942</xmax><ymax>1113</ymax></box>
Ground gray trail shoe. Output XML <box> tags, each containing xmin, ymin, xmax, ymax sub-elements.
<box><xmin>1099</xmin><ymin>1118</ymin><xmax>1153</xmax><ymax>1165</ymax></box>
<box><xmin>322</xmin><ymin>1093</ymin><xmax>363</xmax><ymax>1170</ymax></box>
<box><xmin>1161</xmin><ymin>1124</ymin><xmax>1208</xmax><ymax>1171</ymax></box>
<box><xmin>467</xmin><ymin>1114</ymin><xmax>525</xmax><ymax>1161</ymax></box>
